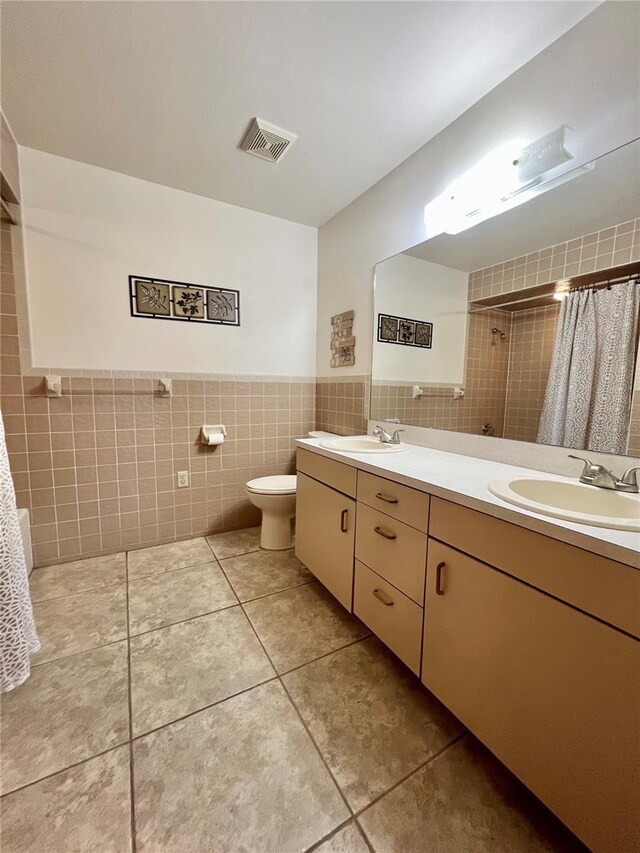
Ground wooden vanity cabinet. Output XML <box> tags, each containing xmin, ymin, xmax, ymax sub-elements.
<box><xmin>423</xmin><ymin>537</ymin><xmax>640</xmax><ymax>853</ymax></box>
<box><xmin>295</xmin><ymin>447</ymin><xmax>640</xmax><ymax>851</ymax></box>
<box><xmin>295</xmin><ymin>451</ymin><xmax>357</xmax><ymax>611</ymax></box>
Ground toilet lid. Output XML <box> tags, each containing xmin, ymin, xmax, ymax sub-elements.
<box><xmin>246</xmin><ymin>475</ymin><xmax>297</xmax><ymax>495</ymax></box>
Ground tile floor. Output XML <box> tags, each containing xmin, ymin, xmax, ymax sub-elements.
<box><xmin>1</xmin><ymin>527</ymin><xmax>586</xmax><ymax>852</ymax></box>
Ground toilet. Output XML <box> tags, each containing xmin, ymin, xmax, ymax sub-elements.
<box><xmin>246</xmin><ymin>475</ymin><xmax>297</xmax><ymax>550</ymax></box>
<box><xmin>246</xmin><ymin>431</ymin><xmax>337</xmax><ymax>550</ymax></box>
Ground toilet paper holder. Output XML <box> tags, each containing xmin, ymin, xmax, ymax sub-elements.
<box><xmin>200</xmin><ymin>424</ymin><xmax>227</xmax><ymax>446</ymax></box>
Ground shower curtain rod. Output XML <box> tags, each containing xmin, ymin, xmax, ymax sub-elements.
<box><xmin>570</xmin><ymin>272</ymin><xmax>639</xmax><ymax>293</ymax></box>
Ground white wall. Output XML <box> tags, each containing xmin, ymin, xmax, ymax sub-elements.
<box><xmin>373</xmin><ymin>254</ymin><xmax>468</xmax><ymax>384</ymax></box>
<box><xmin>20</xmin><ymin>148</ymin><xmax>317</xmax><ymax>376</ymax></box>
<box><xmin>317</xmin><ymin>2</ymin><xmax>640</xmax><ymax>382</ymax></box>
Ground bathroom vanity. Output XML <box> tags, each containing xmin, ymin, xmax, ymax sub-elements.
<box><xmin>295</xmin><ymin>440</ymin><xmax>639</xmax><ymax>853</ymax></box>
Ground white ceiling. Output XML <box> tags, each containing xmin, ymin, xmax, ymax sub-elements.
<box><xmin>1</xmin><ymin>1</ymin><xmax>598</xmax><ymax>226</ymax></box>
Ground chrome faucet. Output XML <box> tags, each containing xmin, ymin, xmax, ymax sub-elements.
<box><xmin>374</xmin><ymin>425</ymin><xmax>405</xmax><ymax>445</ymax></box>
<box><xmin>568</xmin><ymin>455</ymin><xmax>639</xmax><ymax>494</ymax></box>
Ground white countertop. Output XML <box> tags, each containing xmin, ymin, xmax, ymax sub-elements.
<box><xmin>296</xmin><ymin>438</ymin><xmax>640</xmax><ymax>569</ymax></box>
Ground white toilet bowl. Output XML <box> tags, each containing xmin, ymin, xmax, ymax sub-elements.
<box><xmin>246</xmin><ymin>475</ymin><xmax>297</xmax><ymax>550</ymax></box>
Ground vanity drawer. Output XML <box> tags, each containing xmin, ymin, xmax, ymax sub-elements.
<box><xmin>354</xmin><ymin>560</ymin><xmax>423</xmax><ymax>674</ymax></box>
<box><xmin>357</xmin><ymin>471</ymin><xmax>429</xmax><ymax>532</ymax></box>
<box><xmin>355</xmin><ymin>502</ymin><xmax>427</xmax><ymax>604</ymax></box>
<box><xmin>296</xmin><ymin>448</ymin><xmax>357</xmax><ymax>497</ymax></box>
<box><xmin>429</xmin><ymin>497</ymin><xmax>640</xmax><ymax>638</ymax></box>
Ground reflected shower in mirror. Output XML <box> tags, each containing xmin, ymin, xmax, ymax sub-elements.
<box><xmin>371</xmin><ymin>140</ymin><xmax>640</xmax><ymax>456</ymax></box>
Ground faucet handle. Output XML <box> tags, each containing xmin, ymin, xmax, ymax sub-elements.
<box><xmin>391</xmin><ymin>429</ymin><xmax>405</xmax><ymax>442</ymax></box>
<box><xmin>568</xmin><ymin>454</ymin><xmax>595</xmax><ymax>475</ymax></box>
<box><xmin>621</xmin><ymin>467</ymin><xmax>640</xmax><ymax>486</ymax></box>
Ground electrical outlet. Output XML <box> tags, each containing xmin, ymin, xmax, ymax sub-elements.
<box><xmin>176</xmin><ymin>470</ymin><xmax>189</xmax><ymax>488</ymax></box>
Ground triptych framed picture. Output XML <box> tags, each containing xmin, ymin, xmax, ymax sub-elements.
<box><xmin>129</xmin><ymin>276</ymin><xmax>240</xmax><ymax>326</ymax></box>
<box><xmin>377</xmin><ymin>313</ymin><xmax>433</xmax><ymax>348</ymax></box>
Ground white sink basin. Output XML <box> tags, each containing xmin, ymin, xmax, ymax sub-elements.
<box><xmin>489</xmin><ymin>477</ymin><xmax>640</xmax><ymax>531</ymax></box>
<box><xmin>319</xmin><ymin>435</ymin><xmax>409</xmax><ymax>454</ymax></box>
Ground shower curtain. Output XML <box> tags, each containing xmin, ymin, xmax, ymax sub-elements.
<box><xmin>537</xmin><ymin>281</ymin><xmax>640</xmax><ymax>454</ymax></box>
<box><xmin>0</xmin><ymin>409</ymin><xmax>39</xmax><ymax>692</ymax></box>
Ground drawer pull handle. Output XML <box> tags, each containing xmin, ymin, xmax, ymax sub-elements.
<box><xmin>373</xmin><ymin>588</ymin><xmax>394</xmax><ymax>606</ymax></box>
<box><xmin>340</xmin><ymin>509</ymin><xmax>348</xmax><ymax>533</ymax></box>
<box><xmin>436</xmin><ymin>561</ymin><xmax>446</xmax><ymax>596</ymax></box>
<box><xmin>375</xmin><ymin>491</ymin><xmax>399</xmax><ymax>504</ymax></box>
<box><xmin>374</xmin><ymin>526</ymin><xmax>397</xmax><ymax>540</ymax></box>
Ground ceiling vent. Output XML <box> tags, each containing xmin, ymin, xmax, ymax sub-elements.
<box><xmin>240</xmin><ymin>118</ymin><xmax>297</xmax><ymax>163</ymax></box>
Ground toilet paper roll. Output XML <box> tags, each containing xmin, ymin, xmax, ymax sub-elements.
<box><xmin>205</xmin><ymin>433</ymin><xmax>224</xmax><ymax>446</ymax></box>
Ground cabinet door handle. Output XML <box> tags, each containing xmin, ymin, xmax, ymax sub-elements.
<box><xmin>373</xmin><ymin>588</ymin><xmax>394</xmax><ymax>606</ymax></box>
<box><xmin>340</xmin><ymin>509</ymin><xmax>348</xmax><ymax>533</ymax></box>
<box><xmin>374</xmin><ymin>525</ymin><xmax>397</xmax><ymax>540</ymax></box>
<box><xmin>435</xmin><ymin>561</ymin><xmax>446</xmax><ymax>596</ymax></box>
<box><xmin>375</xmin><ymin>491</ymin><xmax>399</xmax><ymax>504</ymax></box>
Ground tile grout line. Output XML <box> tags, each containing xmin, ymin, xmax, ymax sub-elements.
<box><xmin>129</xmin><ymin>675</ymin><xmax>280</xmax><ymax>742</ymax></box>
<box><xmin>30</xmin><ymin>635</ymin><xmax>128</xmax><ymax>669</ymax></box>
<box><xmin>0</xmin><ymin>742</ymin><xmax>130</xmax><ymax>801</ymax></box>
<box><xmin>278</xmin><ymin>633</ymin><xmax>371</xmax><ymax>678</ymax></box>
<box><xmin>213</xmin><ymin>553</ymin><xmax>359</xmax><ymax>827</ymax></box>
<box><xmin>353</xmin><ymin>732</ymin><xmax>467</xmax><ymax>821</ymax></box>
<box><xmin>124</xmin><ymin>550</ymin><xmax>137</xmax><ymax>853</ymax></box>
<box><xmin>301</xmin><ymin>816</ymin><xmax>357</xmax><ymax>853</ymax></box>
<box><xmin>31</xmin><ymin>578</ymin><xmax>127</xmax><ymax>605</ymax></box>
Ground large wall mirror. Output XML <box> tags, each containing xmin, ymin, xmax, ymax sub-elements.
<box><xmin>371</xmin><ymin>139</ymin><xmax>640</xmax><ymax>456</ymax></box>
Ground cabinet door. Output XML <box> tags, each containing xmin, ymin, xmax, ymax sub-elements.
<box><xmin>295</xmin><ymin>472</ymin><xmax>355</xmax><ymax>611</ymax></box>
<box><xmin>423</xmin><ymin>539</ymin><xmax>640</xmax><ymax>853</ymax></box>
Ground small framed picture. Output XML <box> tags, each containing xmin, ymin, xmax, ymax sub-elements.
<box><xmin>132</xmin><ymin>279</ymin><xmax>171</xmax><ymax>316</ymax></box>
<box><xmin>415</xmin><ymin>322</ymin><xmax>433</xmax><ymax>347</ymax></box>
<box><xmin>378</xmin><ymin>314</ymin><xmax>399</xmax><ymax>342</ymax></box>
<box><xmin>207</xmin><ymin>289</ymin><xmax>239</xmax><ymax>324</ymax></box>
<box><xmin>172</xmin><ymin>286</ymin><xmax>205</xmax><ymax>319</ymax></box>
<box><xmin>398</xmin><ymin>320</ymin><xmax>415</xmax><ymax>344</ymax></box>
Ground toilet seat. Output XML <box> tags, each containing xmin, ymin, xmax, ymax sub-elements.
<box><xmin>246</xmin><ymin>475</ymin><xmax>297</xmax><ymax>495</ymax></box>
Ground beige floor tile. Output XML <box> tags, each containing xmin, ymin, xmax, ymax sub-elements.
<box><xmin>283</xmin><ymin>637</ymin><xmax>462</xmax><ymax>811</ymax></box>
<box><xmin>219</xmin><ymin>548</ymin><xmax>313</xmax><ymax>601</ymax></box>
<box><xmin>358</xmin><ymin>738</ymin><xmax>585</xmax><ymax>853</ymax></box>
<box><xmin>243</xmin><ymin>582</ymin><xmax>369</xmax><ymax>674</ymax></box>
<box><xmin>128</xmin><ymin>561</ymin><xmax>237</xmax><ymax>635</ymax></box>
<box><xmin>29</xmin><ymin>552</ymin><xmax>126</xmax><ymax>602</ymax></box>
<box><xmin>130</xmin><ymin>606</ymin><xmax>275</xmax><ymax>735</ymax></box>
<box><xmin>133</xmin><ymin>680</ymin><xmax>349</xmax><ymax>853</ymax></box>
<box><xmin>127</xmin><ymin>537</ymin><xmax>213</xmax><ymax>579</ymax></box>
<box><xmin>33</xmin><ymin>584</ymin><xmax>128</xmax><ymax>664</ymax></box>
<box><xmin>206</xmin><ymin>526</ymin><xmax>261</xmax><ymax>559</ymax></box>
<box><xmin>0</xmin><ymin>746</ymin><xmax>132</xmax><ymax>853</ymax></box>
<box><xmin>2</xmin><ymin>746</ymin><xmax>131</xmax><ymax>853</ymax></box>
<box><xmin>313</xmin><ymin>821</ymin><xmax>371</xmax><ymax>853</ymax></box>
<box><xmin>0</xmin><ymin>643</ymin><xmax>129</xmax><ymax>794</ymax></box>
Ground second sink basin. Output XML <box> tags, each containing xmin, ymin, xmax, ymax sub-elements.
<box><xmin>319</xmin><ymin>435</ymin><xmax>409</xmax><ymax>453</ymax></box>
<box><xmin>489</xmin><ymin>476</ymin><xmax>640</xmax><ymax>531</ymax></box>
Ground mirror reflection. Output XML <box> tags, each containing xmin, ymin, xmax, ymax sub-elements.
<box><xmin>371</xmin><ymin>140</ymin><xmax>640</xmax><ymax>456</ymax></box>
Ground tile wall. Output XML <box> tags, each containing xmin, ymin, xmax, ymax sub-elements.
<box><xmin>315</xmin><ymin>376</ymin><xmax>369</xmax><ymax>436</ymax></box>
<box><xmin>502</xmin><ymin>304</ymin><xmax>560</xmax><ymax>443</ymax></box>
<box><xmin>468</xmin><ymin>218</ymin><xmax>640</xmax><ymax>301</ymax></box>
<box><xmin>2</xmin><ymin>218</ymin><xmax>314</xmax><ymax>567</ymax></box>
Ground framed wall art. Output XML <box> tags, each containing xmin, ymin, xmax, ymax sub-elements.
<box><xmin>129</xmin><ymin>276</ymin><xmax>240</xmax><ymax>326</ymax></box>
<box><xmin>377</xmin><ymin>313</ymin><xmax>432</xmax><ymax>349</ymax></box>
